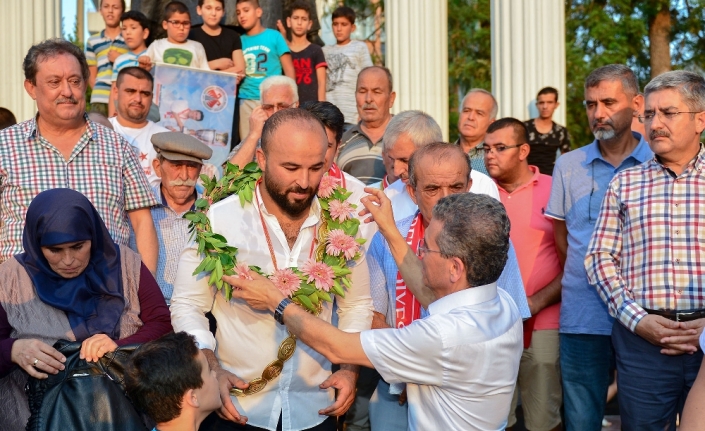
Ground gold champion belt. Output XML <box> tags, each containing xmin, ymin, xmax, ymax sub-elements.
<box><xmin>230</xmin><ymin>333</ymin><xmax>296</xmax><ymax>397</ymax></box>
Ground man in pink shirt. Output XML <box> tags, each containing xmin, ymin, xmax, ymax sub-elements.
<box><xmin>484</xmin><ymin>117</ymin><xmax>563</xmax><ymax>431</ymax></box>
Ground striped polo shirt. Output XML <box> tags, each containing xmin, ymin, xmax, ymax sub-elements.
<box><xmin>111</xmin><ymin>49</ymin><xmax>147</xmax><ymax>82</ymax></box>
<box><xmin>336</xmin><ymin>123</ymin><xmax>386</xmax><ymax>185</ymax></box>
<box><xmin>85</xmin><ymin>30</ymin><xmax>128</xmax><ymax>104</ymax></box>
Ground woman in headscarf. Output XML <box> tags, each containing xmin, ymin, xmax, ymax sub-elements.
<box><xmin>0</xmin><ymin>188</ymin><xmax>172</xmax><ymax>430</ymax></box>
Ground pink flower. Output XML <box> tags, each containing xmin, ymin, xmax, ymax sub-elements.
<box><xmin>318</xmin><ymin>175</ymin><xmax>340</xmax><ymax>198</ymax></box>
<box><xmin>270</xmin><ymin>268</ymin><xmax>301</xmax><ymax>297</ymax></box>
<box><xmin>326</xmin><ymin>229</ymin><xmax>359</xmax><ymax>260</ymax></box>
<box><xmin>328</xmin><ymin>200</ymin><xmax>354</xmax><ymax>222</ymax></box>
<box><xmin>301</xmin><ymin>259</ymin><xmax>335</xmax><ymax>292</ymax></box>
<box><xmin>235</xmin><ymin>262</ymin><xmax>252</xmax><ymax>280</ymax></box>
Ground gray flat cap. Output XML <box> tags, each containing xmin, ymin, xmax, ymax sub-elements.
<box><xmin>151</xmin><ymin>132</ymin><xmax>213</xmax><ymax>163</ymax></box>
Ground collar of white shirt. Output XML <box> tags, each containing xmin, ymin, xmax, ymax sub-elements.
<box><xmin>428</xmin><ymin>282</ymin><xmax>498</xmax><ymax>315</ymax></box>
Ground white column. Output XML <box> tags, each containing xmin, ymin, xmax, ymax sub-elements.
<box><xmin>386</xmin><ymin>0</ymin><xmax>449</xmax><ymax>140</ymax></box>
<box><xmin>491</xmin><ymin>0</ymin><xmax>566</xmax><ymax>125</ymax></box>
<box><xmin>0</xmin><ymin>0</ymin><xmax>62</xmax><ymax>123</ymax></box>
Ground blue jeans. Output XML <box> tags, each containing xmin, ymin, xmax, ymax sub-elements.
<box><xmin>369</xmin><ymin>380</ymin><xmax>408</xmax><ymax>431</ymax></box>
<box><xmin>612</xmin><ymin>321</ymin><xmax>703</xmax><ymax>431</ymax></box>
<box><xmin>560</xmin><ymin>333</ymin><xmax>613</xmax><ymax>431</ymax></box>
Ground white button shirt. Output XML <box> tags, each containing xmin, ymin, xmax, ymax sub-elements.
<box><xmin>360</xmin><ymin>283</ymin><xmax>523</xmax><ymax>431</ymax></box>
<box><xmin>385</xmin><ymin>170</ymin><xmax>500</xmax><ymax>221</ymax></box>
<box><xmin>171</xmin><ymin>185</ymin><xmax>374</xmax><ymax>431</ymax></box>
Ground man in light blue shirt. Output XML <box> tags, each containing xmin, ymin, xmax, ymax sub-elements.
<box><xmin>545</xmin><ymin>64</ymin><xmax>653</xmax><ymax>431</ymax></box>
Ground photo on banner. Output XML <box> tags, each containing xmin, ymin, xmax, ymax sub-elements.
<box><xmin>152</xmin><ymin>63</ymin><xmax>237</xmax><ymax>166</ymax></box>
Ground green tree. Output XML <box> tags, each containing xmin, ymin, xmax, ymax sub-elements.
<box><xmin>447</xmin><ymin>0</ymin><xmax>491</xmax><ymax>142</ymax></box>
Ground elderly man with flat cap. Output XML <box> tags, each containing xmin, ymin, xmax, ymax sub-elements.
<box><xmin>147</xmin><ymin>131</ymin><xmax>212</xmax><ymax>302</ymax></box>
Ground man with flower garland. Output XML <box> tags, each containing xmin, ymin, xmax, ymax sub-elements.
<box><xmin>171</xmin><ymin>108</ymin><xmax>373</xmax><ymax>431</ymax></box>
<box><xmin>226</xmin><ymin>191</ymin><xmax>523</xmax><ymax>431</ymax></box>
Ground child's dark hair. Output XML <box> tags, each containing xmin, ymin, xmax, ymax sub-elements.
<box><xmin>164</xmin><ymin>1</ymin><xmax>191</xmax><ymax>20</ymax></box>
<box><xmin>125</xmin><ymin>332</ymin><xmax>204</xmax><ymax>424</ymax></box>
<box><xmin>332</xmin><ymin>6</ymin><xmax>355</xmax><ymax>25</ymax></box>
<box><xmin>120</xmin><ymin>10</ymin><xmax>150</xmax><ymax>31</ymax></box>
<box><xmin>288</xmin><ymin>0</ymin><xmax>311</xmax><ymax>18</ymax></box>
<box><xmin>236</xmin><ymin>0</ymin><xmax>260</xmax><ymax>7</ymax></box>
<box><xmin>198</xmin><ymin>0</ymin><xmax>224</xmax><ymax>6</ymax></box>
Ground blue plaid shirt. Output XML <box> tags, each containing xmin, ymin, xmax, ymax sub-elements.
<box><xmin>368</xmin><ymin>213</ymin><xmax>531</xmax><ymax>327</ymax></box>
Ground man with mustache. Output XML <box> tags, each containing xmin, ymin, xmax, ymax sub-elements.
<box><xmin>147</xmin><ymin>131</ymin><xmax>212</xmax><ymax>301</ymax></box>
<box><xmin>587</xmin><ymin>70</ymin><xmax>705</xmax><ymax>431</ymax></box>
<box><xmin>0</xmin><ymin>38</ymin><xmax>159</xmax><ymax>273</ymax></box>
<box><xmin>171</xmin><ymin>108</ymin><xmax>373</xmax><ymax>431</ymax></box>
<box><xmin>336</xmin><ymin>66</ymin><xmax>396</xmax><ymax>185</ymax></box>
<box><xmin>110</xmin><ymin>66</ymin><xmax>170</xmax><ymax>187</ymax></box>
<box><xmin>545</xmin><ymin>64</ymin><xmax>653</xmax><ymax>430</ymax></box>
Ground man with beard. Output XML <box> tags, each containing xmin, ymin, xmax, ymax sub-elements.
<box><xmin>336</xmin><ymin>66</ymin><xmax>396</xmax><ymax>185</ymax></box>
<box><xmin>545</xmin><ymin>64</ymin><xmax>653</xmax><ymax>430</ymax></box>
<box><xmin>110</xmin><ymin>67</ymin><xmax>170</xmax><ymax>187</ymax></box>
<box><xmin>0</xmin><ymin>39</ymin><xmax>158</xmax><ymax>272</ymax></box>
<box><xmin>587</xmin><ymin>70</ymin><xmax>705</xmax><ymax>431</ymax></box>
<box><xmin>146</xmin><ymin>132</ymin><xmax>212</xmax><ymax>301</ymax></box>
<box><xmin>171</xmin><ymin>108</ymin><xmax>373</xmax><ymax>431</ymax></box>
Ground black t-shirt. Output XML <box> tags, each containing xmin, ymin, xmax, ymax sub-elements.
<box><xmin>524</xmin><ymin>119</ymin><xmax>571</xmax><ymax>176</ymax></box>
<box><xmin>188</xmin><ymin>26</ymin><xmax>242</xmax><ymax>62</ymax></box>
<box><xmin>290</xmin><ymin>44</ymin><xmax>327</xmax><ymax>103</ymax></box>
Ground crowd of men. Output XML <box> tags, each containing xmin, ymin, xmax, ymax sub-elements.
<box><xmin>2</xmin><ymin>1</ymin><xmax>705</xmax><ymax>431</ymax></box>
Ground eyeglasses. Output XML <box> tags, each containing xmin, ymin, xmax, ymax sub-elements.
<box><xmin>480</xmin><ymin>144</ymin><xmax>525</xmax><ymax>155</ymax></box>
<box><xmin>416</xmin><ymin>239</ymin><xmax>443</xmax><ymax>258</ymax></box>
<box><xmin>166</xmin><ymin>20</ymin><xmax>191</xmax><ymax>28</ymax></box>
<box><xmin>638</xmin><ymin>110</ymin><xmax>702</xmax><ymax>124</ymax></box>
<box><xmin>261</xmin><ymin>102</ymin><xmax>297</xmax><ymax>113</ymax></box>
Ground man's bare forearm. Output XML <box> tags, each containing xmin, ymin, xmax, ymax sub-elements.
<box><xmin>228</xmin><ymin>134</ymin><xmax>259</xmax><ymax>167</ymax></box>
<box><xmin>202</xmin><ymin>348</ymin><xmax>222</xmax><ymax>371</ymax></box>
<box><xmin>527</xmin><ymin>272</ymin><xmax>563</xmax><ymax>316</ymax></box>
<box><xmin>385</xmin><ymin>232</ymin><xmax>434</xmax><ymax>308</ymax></box>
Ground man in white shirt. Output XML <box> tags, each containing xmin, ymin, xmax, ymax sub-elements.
<box><xmin>171</xmin><ymin>108</ymin><xmax>373</xmax><ymax>431</ymax></box>
<box><xmin>110</xmin><ymin>66</ymin><xmax>169</xmax><ymax>187</ymax></box>
<box><xmin>226</xmin><ymin>191</ymin><xmax>524</xmax><ymax>431</ymax></box>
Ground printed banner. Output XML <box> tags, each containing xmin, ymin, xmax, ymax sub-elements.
<box><xmin>152</xmin><ymin>63</ymin><xmax>237</xmax><ymax>167</ymax></box>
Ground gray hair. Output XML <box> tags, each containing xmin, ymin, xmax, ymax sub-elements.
<box><xmin>358</xmin><ymin>66</ymin><xmax>393</xmax><ymax>92</ymax></box>
<box><xmin>433</xmin><ymin>193</ymin><xmax>510</xmax><ymax>287</ymax></box>
<box><xmin>459</xmin><ymin>88</ymin><xmax>498</xmax><ymax>119</ymax></box>
<box><xmin>23</xmin><ymin>38</ymin><xmax>89</xmax><ymax>85</ymax></box>
<box><xmin>382</xmin><ymin>110</ymin><xmax>443</xmax><ymax>152</ymax></box>
<box><xmin>584</xmin><ymin>64</ymin><xmax>639</xmax><ymax>97</ymax></box>
<box><xmin>259</xmin><ymin>75</ymin><xmax>299</xmax><ymax>102</ymax></box>
<box><xmin>408</xmin><ymin>142</ymin><xmax>471</xmax><ymax>189</ymax></box>
<box><xmin>644</xmin><ymin>70</ymin><xmax>705</xmax><ymax>112</ymax></box>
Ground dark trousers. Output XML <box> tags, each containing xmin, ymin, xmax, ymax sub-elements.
<box><xmin>612</xmin><ymin>320</ymin><xmax>703</xmax><ymax>431</ymax></box>
<box><xmin>199</xmin><ymin>413</ymin><xmax>336</xmax><ymax>431</ymax></box>
<box><xmin>560</xmin><ymin>333</ymin><xmax>613</xmax><ymax>431</ymax></box>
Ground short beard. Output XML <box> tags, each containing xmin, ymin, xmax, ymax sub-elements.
<box><xmin>593</xmin><ymin>128</ymin><xmax>616</xmax><ymax>141</ymax></box>
<box><xmin>263</xmin><ymin>173</ymin><xmax>317</xmax><ymax>218</ymax></box>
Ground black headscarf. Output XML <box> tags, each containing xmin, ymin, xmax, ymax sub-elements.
<box><xmin>15</xmin><ymin>189</ymin><xmax>124</xmax><ymax>341</ymax></box>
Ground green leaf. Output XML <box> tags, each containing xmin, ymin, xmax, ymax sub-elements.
<box><xmin>355</xmin><ymin>238</ymin><xmax>367</xmax><ymax>245</ymax></box>
<box><xmin>242</xmin><ymin>186</ymin><xmax>253</xmax><ymax>203</ymax></box>
<box><xmin>224</xmin><ymin>284</ymin><xmax>232</xmax><ymax>301</ymax></box>
<box><xmin>297</xmin><ymin>294</ymin><xmax>315</xmax><ymax>311</ymax></box>
<box><xmin>244</xmin><ymin>162</ymin><xmax>259</xmax><ymax>173</ymax></box>
<box><xmin>308</xmin><ymin>293</ymin><xmax>319</xmax><ymax>306</ymax></box>
<box><xmin>195</xmin><ymin>198</ymin><xmax>209</xmax><ymax>209</ymax></box>
<box><xmin>317</xmin><ymin>290</ymin><xmax>332</xmax><ymax>302</ymax></box>
<box><xmin>219</xmin><ymin>253</ymin><xmax>233</xmax><ymax>267</ymax></box>
<box><xmin>193</xmin><ymin>258</ymin><xmax>210</xmax><ymax>275</ymax></box>
<box><xmin>238</xmin><ymin>190</ymin><xmax>246</xmax><ymax>207</ymax></box>
<box><xmin>205</xmin><ymin>257</ymin><xmax>217</xmax><ymax>272</ymax></box>
<box><xmin>296</xmin><ymin>285</ymin><xmax>316</xmax><ymax>296</ymax></box>
<box><xmin>330</xmin><ymin>282</ymin><xmax>344</xmax><ymax>297</ymax></box>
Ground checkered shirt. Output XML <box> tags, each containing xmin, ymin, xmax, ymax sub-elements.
<box><xmin>453</xmin><ymin>138</ymin><xmax>489</xmax><ymax>176</ymax></box>
<box><xmin>0</xmin><ymin>115</ymin><xmax>157</xmax><ymax>261</ymax></box>
<box><xmin>586</xmin><ymin>145</ymin><xmax>705</xmax><ymax>332</ymax></box>
<box><xmin>148</xmin><ymin>186</ymin><xmax>200</xmax><ymax>301</ymax></box>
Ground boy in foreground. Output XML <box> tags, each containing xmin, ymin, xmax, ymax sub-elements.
<box><xmin>125</xmin><ymin>332</ymin><xmax>223</xmax><ymax>431</ymax></box>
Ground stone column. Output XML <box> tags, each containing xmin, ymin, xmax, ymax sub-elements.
<box><xmin>490</xmin><ymin>0</ymin><xmax>566</xmax><ymax>125</ymax></box>
<box><xmin>386</xmin><ymin>0</ymin><xmax>449</xmax><ymax>140</ymax></box>
<box><xmin>0</xmin><ymin>0</ymin><xmax>62</xmax><ymax>123</ymax></box>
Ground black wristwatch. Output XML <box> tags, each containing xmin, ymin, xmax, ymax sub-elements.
<box><xmin>274</xmin><ymin>298</ymin><xmax>293</xmax><ymax>325</ymax></box>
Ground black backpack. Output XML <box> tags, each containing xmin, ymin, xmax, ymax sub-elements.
<box><xmin>25</xmin><ymin>339</ymin><xmax>151</xmax><ymax>431</ymax></box>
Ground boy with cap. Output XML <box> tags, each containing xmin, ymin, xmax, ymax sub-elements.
<box><xmin>147</xmin><ymin>132</ymin><xmax>212</xmax><ymax>302</ymax></box>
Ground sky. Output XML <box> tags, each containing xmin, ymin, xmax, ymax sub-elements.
<box><xmin>61</xmin><ymin>0</ymin><xmax>96</xmax><ymax>40</ymax></box>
